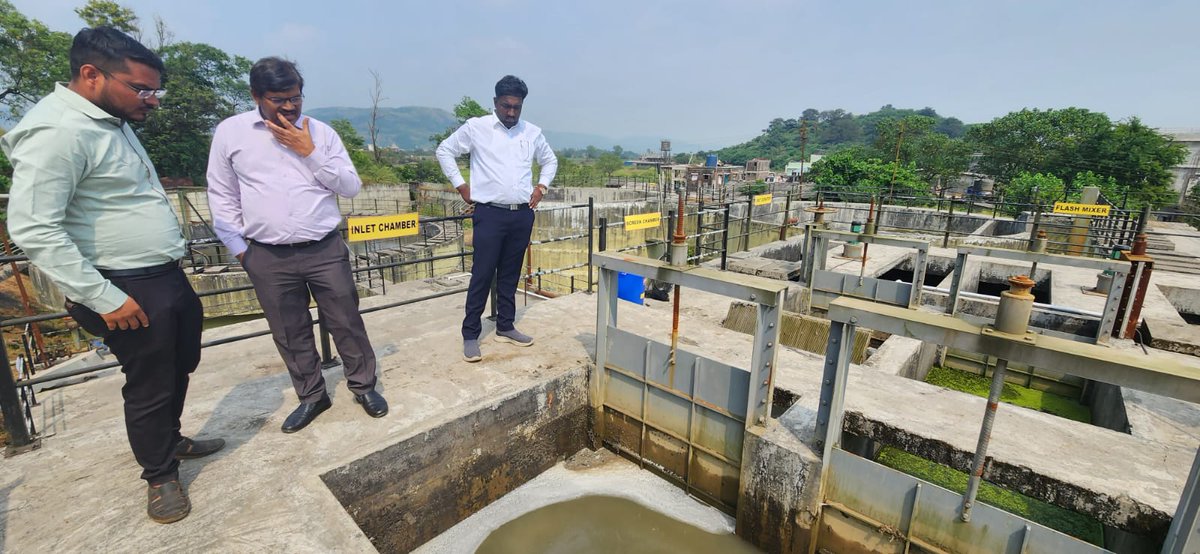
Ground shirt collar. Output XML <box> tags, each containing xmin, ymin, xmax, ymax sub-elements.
<box><xmin>489</xmin><ymin>112</ymin><xmax>523</xmax><ymax>133</ymax></box>
<box><xmin>53</xmin><ymin>83</ymin><xmax>123</xmax><ymax>126</ymax></box>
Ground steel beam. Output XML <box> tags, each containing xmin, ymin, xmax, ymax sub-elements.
<box><xmin>812</xmin><ymin>228</ymin><xmax>931</xmax><ymax>251</ymax></box>
<box><xmin>745</xmin><ymin>303</ymin><xmax>779</xmax><ymax>428</ymax></box>
<box><xmin>591</xmin><ymin>266</ymin><xmax>618</xmax><ymax>446</ymax></box>
<box><xmin>827</xmin><ymin>297</ymin><xmax>1200</xmax><ymax>404</ymax></box>
<box><xmin>1164</xmin><ymin>446</ymin><xmax>1200</xmax><ymax>554</ymax></box>
<box><xmin>956</xmin><ymin>245</ymin><xmax>1128</xmax><ymax>274</ymax></box>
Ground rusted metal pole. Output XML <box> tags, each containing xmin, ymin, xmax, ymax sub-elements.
<box><xmin>961</xmin><ymin>275</ymin><xmax>1034</xmax><ymax>522</ymax></box>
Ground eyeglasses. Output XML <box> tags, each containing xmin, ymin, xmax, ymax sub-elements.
<box><xmin>99</xmin><ymin>68</ymin><xmax>167</xmax><ymax>100</ymax></box>
<box><xmin>264</xmin><ymin>94</ymin><xmax>304</xmax><ymax>106</ymax></box>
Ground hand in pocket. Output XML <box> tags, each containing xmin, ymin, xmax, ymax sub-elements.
<box><xmin>65</xmin><ymin>300</ymin><xmax>111</xmax><ymax>338</ymax></box>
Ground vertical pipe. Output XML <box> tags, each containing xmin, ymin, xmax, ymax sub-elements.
<box><xmin>693</xmin><ymin>197</ymin><xmax>704</xmax><ymax>263</ymax></box>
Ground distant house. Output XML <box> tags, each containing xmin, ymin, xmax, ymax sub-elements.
<box><xmin>784</xmin><ymin>154</ymin><xmax>823</xmax><ymax>181</ymax></box>
<box><xmin>745</xmin><ymin>158</ymin><xmax>772</xmax><ymax>182</ymax></box>
<box><xmin>1161</xmin><ymin>129</ymin><xmax>1200</xmax><ymax>203</ymax></box>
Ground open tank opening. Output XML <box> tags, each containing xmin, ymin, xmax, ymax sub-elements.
<box><xmin>973</xmin><ymin>265</ymin><xmax>1052</xmax><ymax>305</ymax></box>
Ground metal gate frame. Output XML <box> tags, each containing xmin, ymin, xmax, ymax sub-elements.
<box><xmin>591</xmin><ymin>252</ymin><xmax>787</xmax><ymax>511</ymax></box>
<box><xmin>815</xmin><ymin>296</ymin><xmax>1200</xmax><ymax>553</ymax></box>
<box><xmin>944</xmin><ymin>245</ymin><xmax>1129</xmax><ymax>344</ymax></box>
<box><xmin>801</xmin><ymin>227</ymin><xmax>931</xmax><ymax>312</ymax></box>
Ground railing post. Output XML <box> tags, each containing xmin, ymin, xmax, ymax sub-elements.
<box><xmin>318</xmin><ymin>307</ymin><xmax>336</xmax><ymax>367</ymax></box>
<box><xmin>721</xmin><ymin>206</ymin><xmax>731</xmax><ymax>271</ymax></box>
<box><xmin>779</xmin><ymin>190</ymin><xmax>792</xmax><ymax>241</ymax></box>
<box><xmin>598</xmin><ymin>217</ymin><xmax>608</xmax><ymax>252</ymax></box>
<box><xmin>693</xmin><ymin>197</ymin><xmax>704</xmax><ymax>263</ymax></box>
<box><xmin>1</xmin><ymin>351</ymin><xmax>36</xmax><ymax>456</ymax></box>
<box><xmin>943</xmin><ymin>200</ymin><xmax>955</xmax><ymax>248</ymax></box>
<box><xmin>586</xmin><ymin>197</ymin><xmax>595</xmax><ymax>292</ymax></box>
<box><xmin>742</xmin><ymin>199</ymin><xmax>752</xmax><ymax>251</ymax></box>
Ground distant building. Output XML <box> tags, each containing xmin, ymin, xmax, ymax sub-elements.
<box><xmin>1161</xmin><ymin>129</ymin><xmax>1200</xmax><ymax>203</ymax></box>
<box><xmin>661</xmin><ymin>162</ymin><xmax>746</xmax><ymax>196</ymax></box>
<box><xmin>745</xmin><ymin>158</ymin><xmax>772</xmax><ymax>182</ymax></box>
<box><xmin>784</xmin><ymin>154</ymin><xmax>823</xmax><ymax>181</ymax></box>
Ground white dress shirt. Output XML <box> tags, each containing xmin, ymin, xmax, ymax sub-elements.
<box><xmin>435</xmin><ymin>113</ymin><xmax>558</xmax><ymax>204</ymax></box>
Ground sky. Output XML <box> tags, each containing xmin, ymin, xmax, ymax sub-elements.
<box><xmin>13</xmin><ymin>0</ymin><xmax>1200</xmax><ymax>150</ymax></box>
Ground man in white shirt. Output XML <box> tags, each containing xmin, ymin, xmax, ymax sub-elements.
<box><xmin>435</xmin><ymin>75</ymin><xmax>557</xmax><ymax>362</ymax></box>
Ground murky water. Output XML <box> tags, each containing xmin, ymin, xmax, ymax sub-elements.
<box><xmin>475</xmin><ymin>495</ymin><xmax>761</xmax><ymax>554</ymax></box>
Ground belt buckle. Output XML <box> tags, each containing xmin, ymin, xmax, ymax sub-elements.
<box><xmin>507</xmin><ymin>203</ymin><xmax>518</xmax><ymax>211</ymax></box>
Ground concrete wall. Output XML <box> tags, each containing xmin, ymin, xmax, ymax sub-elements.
<box><xmin>736</xmin><ymin>423</ymin><xmax>822</xmax><ymax>553</ymax></box>
<box><xmin>1156</xmin><ymin>284</ymin><xmax>1200</xmax><ymax>317</ymax></box>
<box><xmin>320</xmin><ymin>368</ymin><xmax>590</xmax><ymax>553</ymax></box>
<box><xmin>1082</xmin><ymin>381</ymin><xmax>1131</xmax><ymax>434</ymax></box>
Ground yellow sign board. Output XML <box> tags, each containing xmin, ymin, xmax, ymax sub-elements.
<box><xmin>347</xmin><ymin>213</ymin><xmax>420</xmax><ymax>242</ymax></box>
<box><xmin>753</xmin><ymin>193</ymin><xmax>773</xmax><ymax>206</ymax></box>
<box><xmin>624</xmin><ymin>212</ymin><xmax>662</xmax><ymax>231</ymax></box>
<box><xmin>1052</xmin><ymin>202</ymin><xmax>1110</xmax><ymax>217</ymax></box>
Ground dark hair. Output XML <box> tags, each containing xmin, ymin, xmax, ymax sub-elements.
<box><xmin>69</xmin><ymin>26</ymin><xmax>164</xmax><ymax>78</ymax></box>
<box><xmin>249</xmin><ymin>57</ymin><xmax>304</xmax><ymax>96</ymax></box>
<box><xmin>494</xmin><ymin>75</ymin><xmax>528</xmax><ymax>99</ymax></box>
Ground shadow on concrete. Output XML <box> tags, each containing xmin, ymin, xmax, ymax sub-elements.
<box><xmin>575</xmin><ymin>332</ymin><xmax>597</xmax><ymax>360</ymax></box>
<box><xmin>0</xmin><ymin>476</ymin><xmax>22</xmax><ymax>552</ymax></box>
<box><xmin>179</xmin><ymin>371</ymin><xmax>286</xmax><ymax>487</ymax></box>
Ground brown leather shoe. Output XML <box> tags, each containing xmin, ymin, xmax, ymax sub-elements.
<box><xmin>147</xmin><ymin>480</ymin><xmax>191</xmax><ymax>524</ymax></box>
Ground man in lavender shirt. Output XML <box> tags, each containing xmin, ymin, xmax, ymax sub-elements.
<box><xmin>206</xmin><ymin>57</ymin><xmax>387</xmax><ymax>433</ymax></box>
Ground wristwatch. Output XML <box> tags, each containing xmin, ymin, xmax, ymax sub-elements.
<box><xmin>535</xmin><ymin>184</ymin><xmax>548</xmax><ymax>194</ymax></box>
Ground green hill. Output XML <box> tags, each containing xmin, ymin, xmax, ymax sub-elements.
<box><xmin>305</xmin><ymin>106</ymin><xmax>457</xmax><ymax>150</ymax></box>
<box><xmin>715</xmin><ymin>105</ymin><xmax>967</xmax><ymax>168</ymax></box>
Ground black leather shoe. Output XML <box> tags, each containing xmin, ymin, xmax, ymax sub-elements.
<box><xmin>281</xmin><ymin>396</ymin><xmax>331</xmax><ymax>433</ymax></box>
<box><xmin>354</xmin><ymin>390</ymin><xmax>388</xmax><ymax>418</ymax></box>
<box><xmin>175</xmin><ymin>436</ymin><xmax>226</xmax><ymax>460</ymax></box>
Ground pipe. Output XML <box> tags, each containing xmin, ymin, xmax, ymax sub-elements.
<box><xmin>921</xmin><ymin>285</ymin><xmax>1103</xmax><ymax>319</ymax></box>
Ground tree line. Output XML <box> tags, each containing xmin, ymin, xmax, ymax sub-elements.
<box><xmin>707</xmin><ymin>104</ymin><xmax>1188</xmax><ymax>211</ymax></box>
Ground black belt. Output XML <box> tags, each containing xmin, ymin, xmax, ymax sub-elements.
<box><xmin>98</xmin><ymin>260</ymin><xmax>181</xmax><ymax>278</ymax></box>
<box><xmin>478</xmin><ymin>201</ymin><xmax>530</xmax><ymax>211</ymax></box>
<box><xmin>249</xmin><ymin>230</ymin><xmax>339</xmax><ymax>249</ymax></box>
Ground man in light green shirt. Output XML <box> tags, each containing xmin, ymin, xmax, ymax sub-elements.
<box><xmin>3</xmin><ymin>26</ymin><xmax>223</xmax><ymax>525</ymax></box>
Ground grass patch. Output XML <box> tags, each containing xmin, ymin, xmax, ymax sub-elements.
<box><xmin>876</xmin><ymin>447</ymin><xmax>1104</xmax><ymax>545</ymax></box>
<box><xmin>925</xmin><ymin>365</ymin><xmax>1091</xmax><ymax>423</ymax></box>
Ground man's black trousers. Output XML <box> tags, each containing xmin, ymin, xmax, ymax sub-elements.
<box><xmin>462</xmin><ymin>203</ymin><xmax>535</xmax><ymax>340</ymax></box>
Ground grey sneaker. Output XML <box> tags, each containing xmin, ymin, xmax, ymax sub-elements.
<box><xmin>463</xmin><ymin>339</ymin><xmax>482</xmax><ymax>362</ymax></box>
<box><xmin>494</xmin><ymin>328</ymin><xmax>534</xmax><ymax>347</ymax></box>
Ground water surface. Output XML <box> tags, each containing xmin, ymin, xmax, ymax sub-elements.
<box><xmin>475</xmin><ymin>495</ymin><xmax>761</xmax><ymax>554</ymax></box>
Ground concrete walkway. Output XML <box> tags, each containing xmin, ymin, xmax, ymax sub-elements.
<box><xmin>0</xmin><ymin>278</ymin><xmax>586</xmax><ymax>553</ymax></box>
